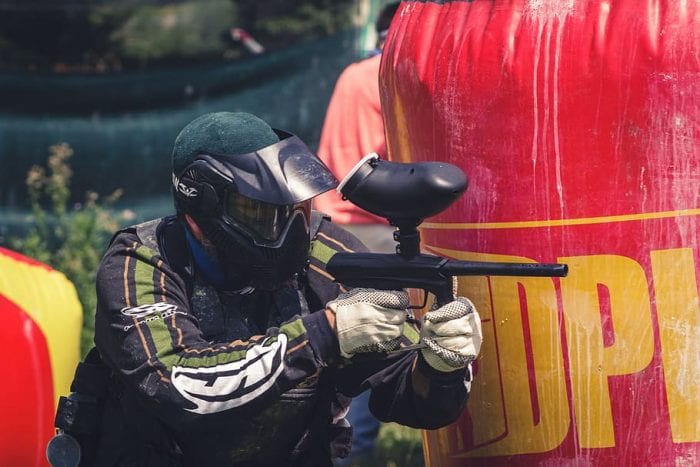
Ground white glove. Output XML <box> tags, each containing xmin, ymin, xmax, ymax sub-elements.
<box><xmin>420</xmin><ymin>297</ymin><xmax>482</xmax><ymax>372</ymax></box>
<box><xmin>326</xmin><ymin>288</ymin><xmax>409</xmax><ymax>358</ymax></box>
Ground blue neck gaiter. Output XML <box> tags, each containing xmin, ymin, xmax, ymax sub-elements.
<box><xmin>184</xmin><ymin>227</ymin><xmax>225</xmax><ymax>288</ymax></box>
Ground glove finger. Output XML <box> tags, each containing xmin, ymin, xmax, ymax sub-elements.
<box><xmin>365</xmin><ymin>289</ymin><xmax>409</xmax><ymax>309</ymax></box>
<box><xmin>429</xmin><ymin>335</ymin><xmax>479</xmax><ymax>356</ymax></box>
<box><xmin>339</xmin><ymin>321</ymin><xmax>405</xmax><ymax>357</ymax></box>
<box><xmin>422</xmin><ymin>339</ymin><xmax>474</xmax><ymax>368</ymax></box>
<box><xmin>331</xmin><ymin>288</ymin><xmax>409</xmax><ymax>309</ymax></box>
<box><xmin>422</xmin><ymin>314</ymin><xmax>475</xmax><ymax>338</ymax></box>
<box><xmin>424</xmin><ymin>297</ymin><xmax>476</xmax><ymax>323</ymax></box>
<box><xmin>336</xmin><ymin>305</ymin><xmax>406</xmax><ymax>331</ymax></box>
<box><xmin>470</xmin><ymin>311</ymin><xmax>483</xmax><ymax>341</ymax></box>
<box><xmin>327</xmin><ymin>287</ymin><xmax>365</xmax><ymax>306</ymax></box>
<box><xmin>338</xmin><ymin>321</ymin><xmax>405</xmax><ymax>342</ymax></box>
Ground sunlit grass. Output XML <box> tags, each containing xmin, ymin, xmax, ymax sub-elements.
<box><xmin>374</xmin><ymin>423</ymin><xmax>424</xmax><ymax>467</ymax></box>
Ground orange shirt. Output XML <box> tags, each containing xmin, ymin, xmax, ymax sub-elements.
<box><xmin>314</xmin><ymin>54</ymin><xmax>387</xmax><ymax>225</ymax></box>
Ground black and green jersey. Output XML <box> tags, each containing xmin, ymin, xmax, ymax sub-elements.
<box><xmin>92</xmin><ymin>215</ymin><xmax>471</xmax><ymax>465</ymax></box>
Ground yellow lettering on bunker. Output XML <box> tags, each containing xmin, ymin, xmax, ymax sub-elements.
<box><xmin>650</xmin><ymin>248</ymin><xmax>700</xmax><ymax>443</ymax></box>
<box><xmin>428</xmin><ymin>247</ymin><xmax>569</xmax><ymax>456</ymax></box>
<box><xmin>559</xmin><ymin>254</ymin><xmax>654</xmax><ymax>448</ymax></box>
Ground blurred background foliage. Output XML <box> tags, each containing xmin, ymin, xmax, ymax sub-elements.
<box><xmin>0</xmin><ymin>0</ymin><xmax>359</xmax><ymax>71</ymax></box>
<box><xmin>0</xmin><ymin>0</ymin><xmax>377</xmax><ymax>219</ymax></box>
<box><xmin>7</xmin><ymin>143</ymin><xmax>133</xmax><ymax>353</ymax></box>
<box><xmin>114</xmin><ymin>1</ymin><xmax>238</xmax><ymax>64</ymax></box>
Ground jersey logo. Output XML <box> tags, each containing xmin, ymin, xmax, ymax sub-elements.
<box><xmin>171</xmin><ymin>334</ymin><xmax>287</xmax><ymax>414</ymax></box>
<box><xmin>120</xmin><ymin>302</ymin><xmax>178</xmax><ymax>319</ymax></box>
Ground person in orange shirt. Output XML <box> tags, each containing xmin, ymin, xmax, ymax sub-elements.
<box><xmin>314</xmin><ymin>4</ymin><xmax>401</xmax><ymax>465</ymax></box>
<box><xmin>314</xmin><ymin>3</ymin><xmax>400</xmax><ymax>258</ymax></box>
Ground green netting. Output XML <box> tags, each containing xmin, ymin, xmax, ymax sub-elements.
<box><xmin>0</xmin><ymin>32</ymin><xmax>359</xmax><ymax>226</ymax></box>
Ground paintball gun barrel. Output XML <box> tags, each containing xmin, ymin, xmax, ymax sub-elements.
<box><xmin>325</xmin><ymin>154</ymin><xmax>568</xmax><ymax>306</ymax></box>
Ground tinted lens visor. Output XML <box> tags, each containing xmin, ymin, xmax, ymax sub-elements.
<box><xmin>224</xmin><ymin>188</ymin><xmax>310</xmax><ymax>243</ymax></box>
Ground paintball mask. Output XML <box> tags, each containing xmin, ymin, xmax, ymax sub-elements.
<box><xmin>173</xmin><ymin>130</ymin><xmax>338</xmax><ymax>290</ymax></box>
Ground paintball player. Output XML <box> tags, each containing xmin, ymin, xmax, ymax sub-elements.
<box><xmin>51</xmin><ymin>112</ymin><xmax>482</xmax><ymax>466</ymax></box>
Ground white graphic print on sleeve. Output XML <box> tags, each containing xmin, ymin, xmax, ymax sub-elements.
<box><xmin>121</xmin><ymin>302</ymin><xmax>178</xmax><ymax>319</ymax></box>
<box><xmin>171</xmin><ymin>334</ymin><xmax>288</xmax><ymax>414</ymax></box>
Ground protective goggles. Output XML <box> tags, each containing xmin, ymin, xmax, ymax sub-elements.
<box><xmin>223</xmin><ymin>189</ymin><xmax>311</xmax><ymax>244</ymax></box>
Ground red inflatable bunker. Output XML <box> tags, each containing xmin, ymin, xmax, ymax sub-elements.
<box><xmin>0</xmin><ymin>248</ymin><xmax>82</xmax><ymax>466</ymax></box>
<box><xmin>381</xmin><ymin>1</ymin><xmax>698</xmax><ymax>465</ymax></box>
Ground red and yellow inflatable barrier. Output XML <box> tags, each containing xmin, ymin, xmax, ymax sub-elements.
<box><xmin>382</xmin><ymin>0</ymin><xmax>698</xmax><ymax>465</ymax></box>
<box><xmin>0</xmin><ymin>247</ymin><xmax>82</xmax><ymax>466</ymax></box>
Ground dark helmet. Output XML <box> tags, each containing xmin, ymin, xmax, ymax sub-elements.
<box><xmin>171</xmin><ymin>112</ymin><xmax>338</xmax><ymax>290</ymax></box>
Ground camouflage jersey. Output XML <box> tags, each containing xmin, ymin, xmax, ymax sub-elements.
<box><xmin>90</xmin><ymin>214</ymin><xmax>471</xmax><ymax>466</ymax></box>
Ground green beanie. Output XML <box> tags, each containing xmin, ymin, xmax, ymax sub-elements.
<box><xmin>172</xmin><ymin>112</ymin><xmax>280</xmax><ymax>174</ymax></box>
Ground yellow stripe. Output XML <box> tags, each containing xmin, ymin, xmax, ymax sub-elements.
<box><xmin>316</xmin><ymin>232</ymin><xmax>354</xmax><ymax>252</ymax></box>
<box><xmin>308</xmin><ymin>263</ymin><xmax>348</xmax><ymax>293</ymax></box>
<box><xmin>309</xmin><ymin>240</ymin><xmax>337</xmax><ymax>265</ymax></box>
<box><xmin>309</xmin><ymin>263</ymin><xmax>334</xmax><ymax>281</ymax></box>
<box><xmin>422</xmin><ymin>208</ymin><xmax>700</xmax><ymax>230</ymax></box>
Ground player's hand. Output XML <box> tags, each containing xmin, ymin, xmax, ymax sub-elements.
<box><xmin>326</xmin><ymin>288</ymin><xmax>409</xmax><ymax>358</ymax></box>
<box><xmin>420</xmin><ymin>297</ymin><xmax>482</xmax><ymax>372</ymax></box>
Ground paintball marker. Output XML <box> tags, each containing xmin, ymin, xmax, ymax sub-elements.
<box><xmin>325</xmin><ymin>154</ymin><xmax>568</xmax><ymax>307</ymax></box>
